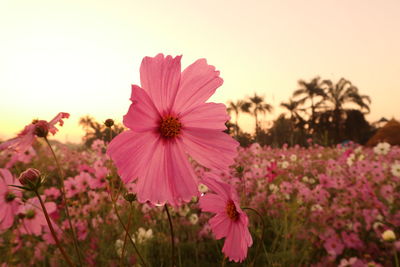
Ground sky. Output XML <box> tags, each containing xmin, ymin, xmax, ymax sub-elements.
<box><xmin>0</xmin><ymin>0</ymin><xmax>399</xmax><ymax>143</ymax></box>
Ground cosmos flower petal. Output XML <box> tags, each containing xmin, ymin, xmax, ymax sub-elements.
<box><xmin>199</xmin><ymin>193</ymin><xmax>226</xmax><ymax>213</ymax></box>
<box><xmin>182</xmin><ymin>128</ymin><xmax>238</xmax><ymax>171</ymax></box>
<box><xmin>173</xmin><ymin>58</ymin><xmax>223</xmax><ymax>113</ymax></box>
<box><xmin>0</xmin><ymin>206</ymin><xmax>14</xmax><ymax>230</ymax></box>
<box><xmin>166</xmin><ymin>140</ymin><xmax>200</xmax><ymax>204</ymax></box>
<box><xmin>0</xmin><ymin>138</ymin><xmax>20</xmax><ymax>151</ymax></box>
<box><xmin>140</xmin><ymin>54</ymin><xmax>182</xmax><ymax>114</ymax></box>
<box><xmin>0</xmin><ymin>169</ymin><xmax>14</xmax><ymax>186</ymax></box>
<box><xmin>209</xmin><ymin>213</ymin><xmax>231</xmax><ymax>239</ymax></box>
<box><xmin>48</xmin><ymin>112</ymin><xmax>70</xmax><ymax>135</ymax></box>
<box><xmin>107</xmin><ymin>131</ymin><xmax>160</xmax><ymax>184</ymax></box>
<box><xmin>135</xmin><ymin>140</ymin><xmax>172</xmax><ymax>205</ymax></box>
<box><xmin>222</xmin><ymin>223</ymin><xmax>250</xmax><ymax>262</ymax></box>
<box><xmin>135</xmin><ymin>140</ymin><xmax>198</xmax><ymax>205</ymax></box>
<box><xmin>180</xmin><ymin>102</ymin><xmax>230</xmax><ymax>131</ymax></box>
<box><xmin>201</xmin><ymin>176</ymin><xmax>232</xmax><ymax>200</ymax></box>
<box><xmin>123</xmin><ymin>85</ymin><xmax>161</xmax><ymax>132</ymax></box>
<box><xmin>0</xmin><ymin>125</ymin><xmax>36</xmax><ymax>152</ymax></box>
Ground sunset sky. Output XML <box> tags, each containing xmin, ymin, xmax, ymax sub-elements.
<box><xmin>1</xmin><ymin>0</ymin><xmax>399</xmax><ymax>143</ymax></box>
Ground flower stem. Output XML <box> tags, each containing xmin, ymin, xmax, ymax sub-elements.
<box><xmin>120</xmin><ymin>203</ymin><xmax>133</xmax><ymax>266</ymax></box>
<box><xmin>394</xmin><ymin>247</ymin><xmax>399</xmax><ymax>267</ymax></box>
<box><xmin>44</xmin><ymin>137</ymin><xmax>83</xmax><ymax>266</ymax></box>
<box><xmin>110</xmin><ymin>193</ymin><xmax>147</xmax><ymax>267</ymax></box>
<box><xmin>34</xmin><ymin>191</ymin><xmax>75</xmax><ymax>267</ymax></box>
<box><xmin>164</xmin><ymin>204</ymin><xmax>175</xmax><ymax>267</ymax></box>
<box><xmin>243</xmin><ymin>207</ymin><xmax>265</xmax><ymax>266</ymax></box>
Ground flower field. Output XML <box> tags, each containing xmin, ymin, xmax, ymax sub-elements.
<box><xmin>0</xmin><ymin>139</ymin><xmax>399</xmax><ymax>266</ymax></box>
<box><xmin>0</xmin><ymin>55</ymin><xmax>399</xmax><ymax>267</ymax></box>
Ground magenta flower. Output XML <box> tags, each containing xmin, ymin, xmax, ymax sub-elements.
<box><xmin>199</xmin><ymin>175</ymin><xmax>252</xmax><ymax>262</ymax></box>
<box><xmin>0</xmin><ymin>169</ymin><xmax>22</xmax><ymax>231</ymax></box>
<box><xmin>107</xmin><ymin>54</ymin><xmax>238</xmax><ymax>205</ymax></box>
<box><xmin>0</xmin><ymin>112</ymin><xmax>69</xmax><ymax>152</ymax></box>
<box><xmin>18</xmin><ymin>196</ymin><xmax>57</xmax><ymax>236</ymax></box>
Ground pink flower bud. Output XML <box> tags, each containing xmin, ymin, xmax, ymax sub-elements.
<box><xmin>19</xmin><ymin>168</ymin><xmax>41</xmax><ymax>185</ymax></box>
<box><xmin>33</xmin><ymin>120</ymin><xmax>50</xmax><ymax>137</ymax></box>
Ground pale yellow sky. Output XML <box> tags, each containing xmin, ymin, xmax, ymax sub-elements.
<box><xmin>1</xmin><ymin>0</ymin><xmax>399</xmax><ymax>143</ymax></box>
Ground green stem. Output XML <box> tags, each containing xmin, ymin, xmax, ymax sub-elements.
<box><xmin>44</xmin><ymin>137</ymin><xmax>83</xmax><ymax>266</ymax></box>
<box><xmin>35</xmin><ymin>191</ymin><xmax>75</xmax><ymax>267</ymax></box>
<box><xmin>120</xmin><ymin>203</ymin><xmax>133</xmax><ymax>266</ymax></box>
<box><xmin>394</xmin><ymin>246</ymin><xmax>399</xmax><ymax>267</ymax></box>
<box><xmin>164</xmin><ymin>204</ymin><xmax>175</xmax><ymax>267</ymax></box>
<box><xmin>243</xmin><ymin>207</ymin><xmax>265</xmax><ymax>266</ymax></box>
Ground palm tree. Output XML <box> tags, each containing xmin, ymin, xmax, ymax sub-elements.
<box><xmin>322</xmin><ymin>78</ymin><xmax>371</xmax><ymax>142</ymax></box>
<box><xmin>292</xmin><ymin>77</ymin><xmax>327</xmax><ymax>132</ymax></box>
<box><xmin>248</xmin><ymin>93</ymin><xmax>273</xmax><ymax>133</ymax></box>
<box><xmin>280</xmin><ymin>99</ymin><xmax>305</xmax><ymax>124</ymax></box>
<box><xmin>227</xmin><ymin>100</ymin><xmax>251</xmax><ymax>136</ymax></box>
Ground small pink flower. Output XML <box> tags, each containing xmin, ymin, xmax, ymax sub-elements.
<box><xmin>107</xmin><ymin>54</ymin><xmax>238</xmax><ymax>205</ymax></box>
<box><xmin>0</xmin><ymin>112</ymin><xmax>69</xmax><ymax>152</ymax></box>
<box><xmin>0</xmin><ymin>169</ymin><xmax>22</xmax><ymax>231</ymax></box>
<box><xmin>18</xmin><ymin>197</ymin><xmax>56</xmax><ymax>236</ymax></box>
<box><xmin>199</xmin><ymin>175</ymin><xmax>252</xmax><ymax>262</ymax></box>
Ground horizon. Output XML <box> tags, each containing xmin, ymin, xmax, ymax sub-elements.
<box><xmin>1</xmin><ymin>0</ymin><xmax>399</xmax><ymax>143</ymax></box>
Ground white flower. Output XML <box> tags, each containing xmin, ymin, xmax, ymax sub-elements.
<box><xmin>373</xmin><ymin>142</ymin><xmax>391</xmax><ymax>155</ymax></box>
<box><xmin>136</xmin><ymin>227</ymin><xmax>153</xmax><ymax>244</ymax></box>
<box><xmin>339</xmin><ymin>257</ymin><xmax>358</xmax><ymax>267</ymax></box>
<box><xmin>308</xmin><ymin>178</ymin><xmax>316</xmax><ymax>184</ymax></box>
<box><xmin>268</xmin><ymin>184</ymin><xmax>279</xmax><ymax>193</ymax></box>
<box><xmin>347</xmin><ymin>157</ymin><xmax>354</xmax><ymax>166</ymax></box>
<box><xmin>115</xmin><ymin>239</ymin><xmax>124</xmax><ymax>257</ymax></box>
<box><xmin>290</xmin><ymin>154</ymin><xmax>297</xmax><ymax>162</ymax></box>
<box><xmin>280</xmin><ymin>161</ymin><xmax>289</xmax><ymax>169</ymax></box>
<box><xmin>391</xmin><ymin>162</ymin><xmax>400</xmax><ymax>177</ymax></box>
<box><xmin>382</xmin><ymin>229</ymin><xmax>396</xmax><ymax>242</ymax></box>
<box><xmin>198</xmin><ymin>183</ymin><xmax>208</xmax><ymax>193</ymax></box>
<box><xmin>311</xmin><ymin>204</ymin><xmax>323</xmax><ymax>212</ymax></box>
<box><xmin>189</xmin><ymin>214</ymin><xmax>199</xmax><ymax>225</ymax></box>
<box><xmin>178</xmin><ymin>205</ymin><xmax>190</xmax><ymax>217</ymax></box>
<box><xmin>302</xmin><ymin>176</ymin><xmax>309</xmax><ymax>183</ymax></box>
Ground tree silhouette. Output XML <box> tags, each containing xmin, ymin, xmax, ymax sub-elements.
<box><xmin>292</xmin><ymin>77</ymin><xmax>326</xmax><ymax>133</ymax></box>
<box><xmin>227</xmin><ymin>100</ymin><xmax>251</xmax><ymax>136</ymax></box>
<box><xmin>248</xmin><ymin>93</ymin><xmax>273</xmax><ymax>134</ymax></box>
<box><xmin>321</xmin><ymin>78</ymin><xmax>371</xmax><ymax>142</ymax></box>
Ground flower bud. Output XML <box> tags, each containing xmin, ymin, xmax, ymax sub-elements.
<box><xmin>382</xmin><ymin>229</ymin><xmax>396</xmax><ymax>242</ymax></box>
<box><xmin>124</xmin><ymin>193</ymin><xmax>137</xmax><ymax>202</ymax></box>
<box><xmin>105</xmin><ymin>119</ymin><xmax>114</xmax><ymax>128</ymax></box>
<box><xmin>33</xmin><ymin>120</ymin><xmax>49</xmax><ymax>137</ymax></box>
<box><xmin>19</xmin><ymin>168</ymin><xmax>41</xmax><ymax>185</ymax></box>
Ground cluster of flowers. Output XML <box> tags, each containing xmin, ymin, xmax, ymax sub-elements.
<box><xmin>0</xmin><ymin>54</ymin><xmax>254</xmax><ymax>265</ymax></box>
<box><xmin>218</xmin><ymin>141</ymin><xmax>399</xmax><ymax>266</ymax></box>
<box><xmin>0</xmin><ymin>54</ymin><xmax>399</xmax><ymax>266</ymax></box>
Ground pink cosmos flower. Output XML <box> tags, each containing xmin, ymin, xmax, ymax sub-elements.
<box><xmin>107</xmin><ymin>54</ymin><xmax>238</xmax><ymax>205</ymax></box>
<box><xmin>199</xmin><ymin>175</ymin><xmax>252</xmax><ymax>262</ymax></box>
<box><xmin>0</xmin><ymin>112</ymin><xmax>69</xmax><ymax>152</ymax></box>
<box><xmin>0</xmin><ymin>169</ymin><xmax>22</xmax><ymax>231</ymax></box>
<box><xmin>5</xmin><ymin>147</ymin><xmax>36</xmax><ymax>169</ymax></box>
<box><xmin>18</xmin><ymin>196</ymin><xmax>56</xmax><ymax>236</ymax></box>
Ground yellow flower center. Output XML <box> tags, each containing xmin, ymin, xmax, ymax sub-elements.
<box><xmin>160</xmin><ymin>116</ymin><xmax>181</xmax><ymax>138</ymax></box>
<box><xmin>225</xmin><ymin>200</ymin><xmax>239</xmax><ymax>221</ymax></box>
